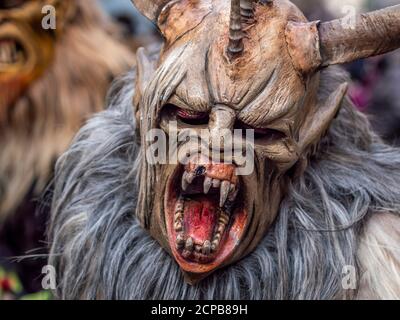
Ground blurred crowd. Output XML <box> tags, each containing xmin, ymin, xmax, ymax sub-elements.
<box><xmin>0</xmin><ymin>0</ymin><xmax>400</xmax><ymax>299</ymax></box>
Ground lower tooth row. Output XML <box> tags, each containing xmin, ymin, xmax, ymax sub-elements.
<box><xmin>174</xmin><ymin>198</ymin><xmax>185</xmax><ymax>250</ymax></box>
<box><xmin>174</xmin><ymin>196</ymin><xmax>231</xmax><ymax>256</ymax></box>
<box><xmin>211</xmin><ymin>211</ymin><xmax>230</xmax><ymax>252</ymax></box>
<box><xmin>174</xmin><ymin>197</ymin><xmax>184</xmax><ymax>233</ymax></box>
<box><xmin>176</xmin><ymin>236</ymin><xmax>214</xmax><ymax>256</ymax></box>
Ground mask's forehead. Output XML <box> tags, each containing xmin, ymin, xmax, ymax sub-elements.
<box><xmin>159</xmin><ymin>0</ymin><xmax>309</xmax><ymax>127</ymax></box>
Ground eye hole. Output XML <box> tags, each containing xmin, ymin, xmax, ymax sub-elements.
<box><xmin>0</xmin><ymin>0</ymin><xmax>27</xmax><ymax>9</ymax></box>
<box><xmin>167</xmin><ymin>104</ymin><xmax>209</xmax><ymax>125</ymax></box>
<box><xmin>235</xmin><ymin>121</ymin><xmax>286</xmax><ymax>141</ymax></box>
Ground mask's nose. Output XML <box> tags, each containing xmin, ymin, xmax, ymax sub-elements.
<box><xmin>208</xmin><ymin>104</ymin><xmax>236</xmax><ymax>155</ymax></box>
<box><xmin>209</xmin><ymin>104</ymin><xmax>235</xmax><ymax>131</ymax></box>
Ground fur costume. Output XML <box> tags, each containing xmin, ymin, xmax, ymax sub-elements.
<box><xmin>48</xmin><ymin>0</ymin><xmax>400</xmax><ymax>299</ymax></box>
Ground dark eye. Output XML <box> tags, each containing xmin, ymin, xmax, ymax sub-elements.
<box><xmin>235</xmin><ymin>121</ymin><xmax>286</xmax><ymax>140</ymax></box>
<box><xmin>168</xmin><ymin>104</ymin><xmax>209</xmax><ymax>125</ymax></box>
<box><xmin>0</xmin><ymin>0</ymin><xmax>27</xmax><ymax>9</ymax></box>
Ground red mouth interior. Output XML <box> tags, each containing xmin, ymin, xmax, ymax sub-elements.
<box><xmin>165</xmin><ymin>154</ymin><xmax>248</xmax><ymax>274</ymax></box>
<box><xmin>184</xmin><ymin>195</ymin><xmax>218</xmax><ymax>244</ymax></box>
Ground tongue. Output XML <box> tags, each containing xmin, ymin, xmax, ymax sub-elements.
<box><xmin>183</xmin><ymin>195</ymin><xmax>218</xmax><ymax>244</ymax></box>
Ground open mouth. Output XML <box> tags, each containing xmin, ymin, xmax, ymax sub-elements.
<box><xmin>165</xmin><ymin>154</ymin><xmax>248</xmax><ymax>274</ymax></box>
<box><xmin>0</xmin><ymin>38</ymin><xmax>26</xmax><ymax>69</ymax></box>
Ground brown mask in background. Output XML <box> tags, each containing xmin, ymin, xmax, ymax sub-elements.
<box><xmin>131</xmin><ymin>0</ymin><xmax>400</xmax><ymax>283</ymax></box>
<box><xmin>0</xmin><ymin>0</ymin><xmax>75</xmax><ymax>114</ymax></box>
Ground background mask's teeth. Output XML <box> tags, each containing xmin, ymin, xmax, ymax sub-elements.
<box><xmin>0</xmin><ymin>42</ymin><xmax>17</xmax><ymax>64</ymax></box>
<box><xmin>11</xmin><ymin>42</ymin><xmax>18</xmax><ymax>63</ymax></box>
<box><xmin>0</xmin><ymin>46</ymin><xmax>9</xmax><ymax>63</ymax></box>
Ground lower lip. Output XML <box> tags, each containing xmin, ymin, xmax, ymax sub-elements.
<box><xmin>164</xmin><ymin>166</ymin><xmax>248</xmax><ymax>274</ymax></box>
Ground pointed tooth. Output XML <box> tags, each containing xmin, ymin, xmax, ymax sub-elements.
<box><xmin>202</xmin><ymin>240</ymin><xmax>211</xmax><ymax>255</ymax></box>
<box><xmin>220</xmin><ymin>181</ymin><xmax>230</xmax><ymax>207</ymax></box>
<box><xmin>187</xmin><ymin>171</ymin><xmax>196</xmax><ymax>183</ymax></box>
<box><xmin>212</xmin><ymin>179</ymin><xmax>220</xmax><ymax>188</ymax></box>
<box><xmin>185</xmin><ymin>237</ymin><xmax>194</xmax><ymax>251</ymax></box>
<box><xmin>203</xmin><ymin>176</ymin><xmax>212</xmax><ymax>194</ymax></box>
<box><xmin>182</xmin><ymin>172</ymin><xmax>189</xmax><ymax>191</ymax></box>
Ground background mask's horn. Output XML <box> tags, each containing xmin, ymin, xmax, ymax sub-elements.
<box><xmin>286</xmin><ymin>5</ymin><xmax>400</xmax><ymax>75</ymax></box>
<box><xmin>131</xmin><ymin>0</ymin><xmax>171</xmax><ymax>22</ymax></box>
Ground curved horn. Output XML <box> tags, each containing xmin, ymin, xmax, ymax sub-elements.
<box><xmin>319</xmin><ymin>5</ymin><xmax>400</xmax><ymax>66</ymax></box>
<box><xmin>286</xmin><ymin>5</ymin><xmax>400</xmax><ymax>75</ymax></box>
<box><xmin>228</xmin><ymin>0</ymin><xmax>244</xmax><ymax>58</ymax></box>
<box><xmin>130</xmin><ymin>0</ymin><xmax>171</xmax><ymax>22</ymax></box>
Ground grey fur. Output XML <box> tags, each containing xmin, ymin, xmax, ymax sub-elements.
<box><xmin>48</xmin><ymin>68</ymin><xmax>400</xmax><ymax>300</ymax></box>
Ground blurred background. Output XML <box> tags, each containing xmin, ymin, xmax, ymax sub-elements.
<box><xmin>0</xmin><ymin>0</ymin><xmax>399</xmax><ymax>299</ymax></box>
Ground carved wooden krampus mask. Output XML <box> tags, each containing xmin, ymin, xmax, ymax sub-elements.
<box><xmin>131</xmin><ymin>0</ymin><xmax>400</xmax><ymax>283</ymax></box>
<box><xmin>0</xmin><ymin>0</ymin><xmax>75</xmax><ymax>111</ymax></box>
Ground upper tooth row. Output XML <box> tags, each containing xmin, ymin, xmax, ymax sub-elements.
<box><xmin>0</xmin><ymin>43</ymin><xmax>18</xmax><ymax>64</ymax></box>
<box><xmin>181</xmin><ymin>171</ymin><xmax>237</xmax><ymax>208</ymax></box>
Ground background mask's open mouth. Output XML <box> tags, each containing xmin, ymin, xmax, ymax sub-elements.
<box><xmin>165</xmin><ymin>154</ymin><xmax>248</xmax><ymax>275</ymax></box>
<box><xmin>0</xmin><ymin>38</ymin><xmax>26</xmax><ymax>70</ymax></box>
